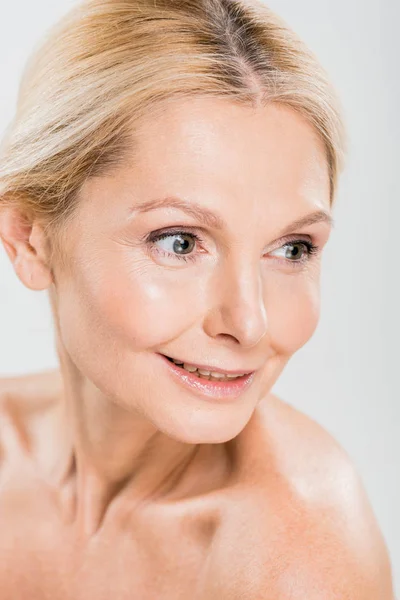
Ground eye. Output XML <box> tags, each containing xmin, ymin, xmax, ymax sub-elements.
<box><xmin>144</xmin><ymin>229</ymin><xmax>320</xmax><ymax>267</ymax></box>
<box><xmin>155</xmin><ymin>232</ymin><xmax>196</xmax><ymax>255</ymax></box>
<box><xmin>269</xmin><ymin>239</ymin><xmax>319</xmax><ymax>265</ymax></box>
<box><xmin>145</xmin><ymin>229</ymin><xmax>204</xmax><ymax>263</ymax></box>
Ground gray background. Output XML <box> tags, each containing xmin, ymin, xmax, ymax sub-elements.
<box><xmin>0</xmin><ymin>0</ymin><xmax>398</xmax><ymax>593</ymax></box>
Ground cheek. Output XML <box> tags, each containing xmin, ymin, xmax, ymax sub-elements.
<box><xmin>88</xmin><ymin>260</ymin><xmax>320</xmax><ymax>354</ymax></box>
<box><xmin>75</xmin><ymin>255</ymin><xmax>205</xmax><ymax>349</ymax></box>
<box><xmin>59</xmin><ymin>239</ymin><xmax>321</xmax><ymax>360</ymax></box>
<box><xmin>266</xmin><ymin>271</ymin><xmax>321</xmax><ymax>355</ymax></box>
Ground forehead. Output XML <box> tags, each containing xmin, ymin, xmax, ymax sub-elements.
<box><xmin>125</xmin><ymin>96</ymin><xmax>329</xmax><ymax>207</ymax></box>
<box><xmin>74</xmin><ymin>96</ymin><xmax>330</xmax><ymax>235</ymax></box>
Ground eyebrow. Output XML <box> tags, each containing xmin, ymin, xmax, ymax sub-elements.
<box><xmin>130</xmin><ymin>196</ymin><xmax>334</xmax><ymax>235</ymax></box>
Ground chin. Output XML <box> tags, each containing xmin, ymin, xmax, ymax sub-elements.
<box><xmin>150</xmin><ymin>398</ymin><xmax>255</xmax><ymax>446</ymax></box>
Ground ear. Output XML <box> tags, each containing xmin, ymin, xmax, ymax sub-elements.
<box><xmin>0</xmin><ymin>206</ymin><xmax>54</xmax><ymax>291</ymax></box>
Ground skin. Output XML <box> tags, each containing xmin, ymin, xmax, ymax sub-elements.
<box><xmin>0</xmin><ymin>97</ymin><xmax>394</xmax><ymax>599</ymax></box>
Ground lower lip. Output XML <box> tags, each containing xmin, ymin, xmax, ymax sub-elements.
<box><xmin>158</xmin><ymin>354</ymin><xmax>256</xmax><ymax>400</ymax></box>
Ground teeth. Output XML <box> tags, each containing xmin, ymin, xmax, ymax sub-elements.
<box><xmin>198</xmin><ymin>368</ymin><xmax>212</xmax><ymax>376</ymax></box>
<box><xmin>210</xmin><ymin>371</ymin><xmax>225</xmax><ymax>379</ymax></box>
<box><xmin>170</xmin><ymin>357</ymin><xmax>246</xmax><ymax>380</ymax></box>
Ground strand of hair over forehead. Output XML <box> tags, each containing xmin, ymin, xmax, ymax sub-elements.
<box><xmin>0</xmin><ymin>0</ymin><xmax>347</xmax><ymax>256</ymax></box>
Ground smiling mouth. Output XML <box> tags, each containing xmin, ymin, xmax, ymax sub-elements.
<box><xmin>162</xmin><ymin>354</ymin><xmax>251</xmax><ymax>381</ymax></box>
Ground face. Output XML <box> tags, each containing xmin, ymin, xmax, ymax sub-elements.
<box><xmin>51</xmin><ymin>97</ymin><xmax>332</xmax><ymax>444</ymax></box>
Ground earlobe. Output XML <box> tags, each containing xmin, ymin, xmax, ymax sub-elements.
<box><xmin>14</xmin><ymin>255</ymin><xmax>53</xmax><ymax>291</ymax></box>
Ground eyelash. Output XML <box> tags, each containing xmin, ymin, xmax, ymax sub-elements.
<box><xmin>145</xmin><ymin>228</ymin><xmax>320</xmax><ymax>267</ymax></box>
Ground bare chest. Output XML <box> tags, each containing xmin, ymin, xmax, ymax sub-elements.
<box><xmin>0</xmin><ymin>464</ymin><xmax>227</xmax><ymax>600</ymax></box>
<box><xmin>0</xmin><ymin>461</ymin><xmax>376</xmax><ymax>600</ymax></box>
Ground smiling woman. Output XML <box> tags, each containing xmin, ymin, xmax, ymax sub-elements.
<box><xmin>0</xmin><ymin>0</ymin><xmax>395</xmax><ymax>598</ymax></box>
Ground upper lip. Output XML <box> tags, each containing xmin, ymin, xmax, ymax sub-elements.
<box><xmin>160</xmin><ymin>353</ymin><xmax>256</xmax><ymax>375</ymax></box>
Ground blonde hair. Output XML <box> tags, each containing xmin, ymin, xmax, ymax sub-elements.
<box><xmin>0</xmin><ymin>0</ymin><xmax>347</xmax><ymax>264</ymax></box>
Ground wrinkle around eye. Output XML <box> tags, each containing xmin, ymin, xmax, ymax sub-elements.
<box><xmin>113</xmin><ymin>223</ymin><xmax>328</xmax><ymax>264</ymax></box>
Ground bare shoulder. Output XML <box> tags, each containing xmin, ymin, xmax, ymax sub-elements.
<box><xmin>210</xmin><ymin>393</ymin><xmax>395</xmax><ymax>599</ymax></box>
<box><xmin>0</xmin><ymin>369</ymin><xmax>62</xmax><ymax>411</ymax></box>
<box><xmin>258</xmin><ymin>393</ymin><xmax>394</xmax><ymax>597</ymax></box>
<box><xmin>0</xmin><ymin>369</ymin><xmax>63</xmax><ymax>459</ymax></box>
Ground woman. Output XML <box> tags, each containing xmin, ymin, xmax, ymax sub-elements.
<box><xmin>0</xmin><ymin>0</ymin><xmax>394</xmax><ymax>597</ymax></box>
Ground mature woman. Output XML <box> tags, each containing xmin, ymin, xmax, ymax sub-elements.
<box><xmin>0</xmin><ymin>0</ymin><xmax>394</xmax><ymax>598</ymax></box>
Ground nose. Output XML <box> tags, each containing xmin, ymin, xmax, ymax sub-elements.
<box><xmin>203</xmin><ymin>258</ymin><xmax>269</xmax><ymax>349</ymax></box>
